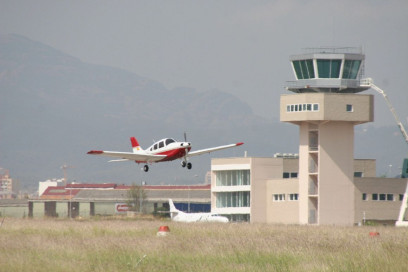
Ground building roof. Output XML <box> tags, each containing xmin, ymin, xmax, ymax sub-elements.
<box><xmin>73</xmin><ymin>187</ymin><xmax>210</xmax><ymax>203</ymax></box>
<box><xmin>116</xmin><ymin>184</ymin><xmax>211</xmax><ymax>190</ymax></box>
<box><xmin>73</xmin><ymin>189</ymin><xmax>128</xmax><ymax>201</ymax></box>
<box><xmin>66</xmin><ymin>183</ymin><xmax>117</xmax><ymax>189</ymax></box>
<box><xmin>40</xmin><ymin>186</ymin><xmax>81</xmax><ymax>200</ymax></box>
<box><xmin>40</xmin><ymin>184</ymin><xmax>211</xmax><ymax>202</ymax></box>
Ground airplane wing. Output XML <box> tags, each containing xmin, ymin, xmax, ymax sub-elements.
<box><xmin>87</xmin><ymin>150</ymin><xmax>166</xmax><ymax>163</ymax></box>
<box><xmin>187</xmin><ymin>142</ymin><xmax>243</xmax><ymax>157</ymax></box>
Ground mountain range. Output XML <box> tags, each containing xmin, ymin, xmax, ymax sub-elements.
<box><xmin>0</xmin><ymin>34</ymin><xmax>406</xmax><ymax>192</ymax></box>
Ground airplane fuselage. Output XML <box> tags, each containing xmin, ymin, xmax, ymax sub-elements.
<box><xmin>142</xmin><ymin>138</ymin><xmax>192</xmax><ymax>163</ymax></box>
<box><xmin>169</xmin><ymin>199</ymin><xmax>229</xmax><ymax>223</ymax></box>
<box><xmin>172</xmin><ymin>212</ymin><xmax>229</xmax><ymax>223</ymax></box>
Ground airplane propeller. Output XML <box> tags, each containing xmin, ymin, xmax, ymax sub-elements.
<box><xmin>182</xmin><ymin>132</ymin><xmax>192</xmax><ymax>169</ymax></box>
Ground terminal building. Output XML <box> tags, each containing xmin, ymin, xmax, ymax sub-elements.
<box><xmin>211</xmin><ymin>48</ymin><xmax>408</xmax><ymax>225</ymax></box>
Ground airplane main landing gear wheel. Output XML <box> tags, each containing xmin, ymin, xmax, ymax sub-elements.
<box><xmin>181</xmin><ymin>161</ymin><xmax>187</xmax><ymax>168</ymax></box>
<box><xmin>187</xmin><ymin>162</ymin><xmax>192</xmax><ymax>170</ymax></box>
<box><xmin>143</xmin><ymin>165</ymin><xmax>149</xmax><ymax>172</ymax></box>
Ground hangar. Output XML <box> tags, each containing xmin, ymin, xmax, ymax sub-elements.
<box><xmin>29</xmin><ymin>183</ymin><xmax>210</xmax><ymax>218</ymax></box>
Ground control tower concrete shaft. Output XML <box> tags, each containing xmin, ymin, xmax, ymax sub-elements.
<box><xmin>280</xmin><ymin>47</ymin><xmax>373</xmax><ymax>225</ymax></box>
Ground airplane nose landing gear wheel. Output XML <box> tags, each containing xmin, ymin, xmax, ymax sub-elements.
<box><xmin>143</xmin><ymin>165</ymin><xmax>149</xmax><ymax>172</ymax></box>
<box><xmin>187</xmin><ymin>162</ymin><xmax>192</xmax><ymax>170</ymax></box>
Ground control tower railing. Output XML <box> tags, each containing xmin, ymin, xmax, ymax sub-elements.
<box><xmin>286</xmin><ymin>78</ymin><xmax>371</xmax><ymax>93</ymax></box>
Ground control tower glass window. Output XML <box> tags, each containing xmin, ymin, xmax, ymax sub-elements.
<box><xmin>292</xmin><ymin>59</ymin><xmax>315</xmax><ymax>79</ymax></box>
<box><xmin>317</xmin><ymin>59</ymin><xmax>341</xmax><ymax>78</ymax></box>
<box><xmin>342</xmin><ymin>60</ymin><xmax>361</xmax><ymax>79</ymax></box>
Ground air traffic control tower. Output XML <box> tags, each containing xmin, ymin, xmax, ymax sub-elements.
<box><xmin>280</xmin><ymin>47</ymin><xmax>373</xmax><ymax>225</ymax></box>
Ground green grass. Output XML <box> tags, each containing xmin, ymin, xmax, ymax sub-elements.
<box><xmin>0</xmin><ymin>218</ymin><xmax>407</xmax><ymax>271</ymax></box>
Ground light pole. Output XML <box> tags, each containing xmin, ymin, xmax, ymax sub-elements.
<box><xmin>188</xmin><ymin>185</ymin><xmax>190</xmax><ymax>213</ymax></box>
<box><xmin>139</xmin><ymin>181</ymin><xmax>146</xmax><ymax>213</ymax></box>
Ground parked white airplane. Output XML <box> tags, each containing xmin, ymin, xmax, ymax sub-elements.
<box><xmin>87</xmin><ymin>135</ymin><xmax>243</xmax><ymax>172</ymax></box>
<box><xmin>169</xmin><ymin>199</ymin><xmax>229</xmax><ymax>223</ymax></box>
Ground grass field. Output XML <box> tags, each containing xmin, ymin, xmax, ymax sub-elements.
<box><xmin>0</xmin><ymin>217</ymin><xmax>408</xmax><ymax>272</ymax></box>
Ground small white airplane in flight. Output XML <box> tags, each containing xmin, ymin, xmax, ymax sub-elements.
<box><xmin>169</xmin><ymin>199</ymin><xmax>229</xmax><ymax>223</ymax></box>
<box><xmin>87</xmin><ymin>135</ymin><xmax>243</xmax><ymax>172</ymax></box>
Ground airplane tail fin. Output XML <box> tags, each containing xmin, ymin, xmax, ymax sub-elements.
<box><xmin>169</xmin><ymin>199</ymin><xmax>179</xmax><ymax>219</ymax></box>
<box><xmin>130</xmin><ymin>137</ymin><xmax>143</xmax><ymax>153</ymax></box>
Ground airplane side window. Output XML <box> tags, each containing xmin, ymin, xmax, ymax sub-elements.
<box><xmin>159</xmin><ymin>141</ymin><xmax>164</xmax><ymax>148</ymax></box>
<box><xmin>154</xmin><ymin>144</ymin><xmax>158</xmax><ymax>150</ymax></box>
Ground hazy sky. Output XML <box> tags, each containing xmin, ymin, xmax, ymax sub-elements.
<box><xmin>1</xmin><ymin>0</ymin><xmax>408</xmax><ymax>126</ymax></box>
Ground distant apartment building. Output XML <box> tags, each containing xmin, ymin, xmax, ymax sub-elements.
<box><xmin>0</xmin><ymin>169</ymin><xmax>14</xmax><ymax>199</ymax></box>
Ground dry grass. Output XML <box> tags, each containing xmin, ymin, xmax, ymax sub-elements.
<box><xmin>0</xmin><ymin>217</ymin><xmax>407</xmax><ymax>271</ymax></box>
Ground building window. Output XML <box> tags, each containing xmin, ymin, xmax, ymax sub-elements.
<box><xmin>289</xmin><ymin>194</ymin><xmax>299</xmax><ymax>201</ymax></box>
<box><xmin>372</xmin><ymin>193</ymin><xmax>395</xmax><ymax>201</ymax></box>
<box><xmin>215</xmin><ymin>170</ymin><xmax>250</xmax><ymax>186</ymax></box>
<box><xmin>362</xmin><ymin>193</ymin><xmax>367</xmax><ymax>201</ymax></box>
<box><xmin>293</xmin><ymin>59</ymin><xmax>315</xmax><ymax>79</ymax></box>
<box><xmin>317</xmin><ymin>59</ymin><xmax>341</xmax><ymax>78</ymax></box>
<box><xmin>273</xmin><ymin>194</ymin><xmax>285</xmax><ymax>202</ymax></box>
<box><xmin>342</xmin><ymin>60</ymin><xmax>361</xmax><ymax>79</ymax></box>
<box><xmin>286</xmin><ymin>103</ymin><xmax>319</xmax><ymax>113</ymax></box>
<box><xmin>354</xmin><ymin>172</ymin><xmax>363</xmax><ymax>177</ymax></box>
<box><xmin>372</xmin><ymin>194</ymin><xmax>378</xmax><ymax>201</ymax></box>
<box><xmin>283</xmin><ymin>172</ymin><xmax>298</xmax><ymax>179</ymax></box>
<box><xmin>346</xmin><ymin>104</ymin><xmax>353</xmax><ymax>112</ymax></box>
<box><xmin>400</xmin><ymin>194</ymin><xmax>405</xmax><ymax>201</ymax></box>
<box><xmin>216</xmin><ymin>192</ymin><xmax>250</xmax><ymax>208</ymax></box>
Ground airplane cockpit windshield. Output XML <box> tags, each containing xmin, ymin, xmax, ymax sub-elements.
<box><xmin>165</xmin><ymin>138</ymin><xmax>176</xmax><ymax>145</ymax></box>
<box><xmin>149</xmin><ymin>138</ymin><xmax>176</xmax><ymax>151</ymax></box>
